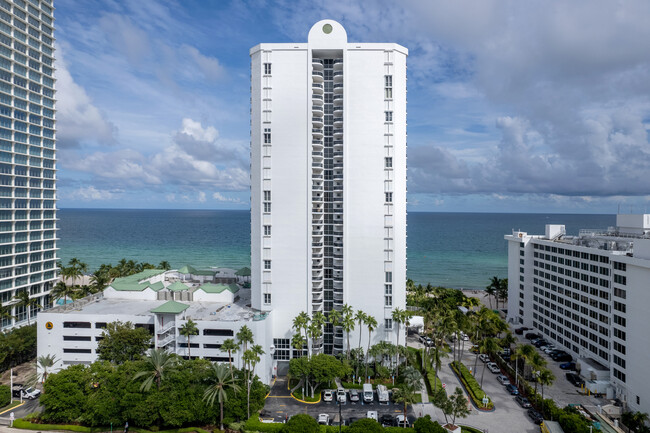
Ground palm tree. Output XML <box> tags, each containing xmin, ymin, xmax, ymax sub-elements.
<box><xmin>158</xmin><ymin>261</ymin><xmax>171</xmax><ymax>270</ymax></box>
<box><xmin>364</xmin><ymin>315</ymin><xmax>378</xmax><ymax>380</ymax></box>
<box><xmin>13</xmin><ymin>290</ymin><xmax>39</xmax><ymax>325</ymax></box>
<box><xmin>220</xmin><ymin>338</ymin><xmax>238</xmax><ymax>380</ymax></box>
<box><xmin>236</xmin><ymin>325</ymin><xmax>254</xmax><ymax>367</ymax></box>
<box><xmin>355</xmin><ymin>310</ymin><xmax>366</xmax><ymax>351</ymax></box>
<box><xmin>179</xmin><ymin>319</ymin><xmax>199</xmax><ymax>358</ymax></box>
<box><xmin>392</xmin><ymin>307</ymin><xmax>408</xmax><ymax>377</ymax></box>
<box><xmin>36</xmin><ymin>354</ymin><xmax>57</xmax><ymax>383</ymax></box>
<box><xmin>485</xmin><ymin>276</ymin><xmax>500</xmax><ymax>309</ymax></box>
<box><xmin>133</xmin><ymin>349</ymin><xmax>176</xmax><ymax>391</ymax></box>
<box><xmin>497</xmin><ymin>278</ymin><xmax>509</xmax><ymax>309</ymax></box>
<box><xmin>431</xmin><ymin>341</ymin><xmax>444</xmax><ymax>392</ymax></box>
<box><xmin>537</xmin><ymin>368</ymin><xmax>555</xmax><ymax>417</ymax></box>
<box><xmin>479</xmin><ymin>337</ymin><xmax>501</xmax><ymax>388</ymax></box>
<box><xmin>341</xmin><ymin>304</ymin><xmax>355</xmax><ymax>359</ymax></box>
<box><xmin>513</xmin><ymin>344</ymin><xmax>536</xmax><ymax>386</ymax></box>
<box><xmin>392</xmin><ymin>380</ymin><xmax>421</xmax><ymax>428</ymax></box>
<box><xmin>203</xmin><ymin>362</ymin><xmax>241</xmax><ymax>431</ymax></box>
<box><xmin>242</xmin><ymin>345</ymin><xmax>264</xmax><ymax>418</ymax></box>
<box><xmin>90</xmin><ymin>272</ymin><xmax>111</xmax><ymax>293</ymax></box>
<box><xmin>309</xmin><ymin>311</ymin><xmax>325</xmax><ymax>355</ymax></box>
<box><xmin>291</xmin><ymin>333</ymin><xmax>306</xmax><ymax>358</ymax></box>
<box><xmin>529</xmin><ymin>352</ymin><xmax>547</xmax><ymax>395</ymax></box>
<box><xmin>50</xmin><ymin>281</ymin><xmax>76</xmax><ymax>306</ymax></box>
<box><xmin>292</xmin><ymin>312</ymin><xmax>310</xmax><ymax>357</ymax></box>
<box><xmin>0</xmin><ymin>300</ymin><xmax>14</xmax><ymax>329</ymax></box>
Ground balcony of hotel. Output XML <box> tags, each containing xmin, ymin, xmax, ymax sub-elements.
<box><xmin>333</xmin><ymin>117</ymin><xmax>343</xmax><ymax>127</ymax></box>
<box><xmin>311</xmin><ymin>162</ymin><xmax>323</xmax><ymax>171</ymax></box>
<box><xmin>312</xmin><ymin>69</ymin><xmax>324</xmax><ymax>82</ymax></box>
<box><xmin>312</xmin><ymin>116</ymin><xmax>324</xmax><ymax>128</ymax></box>
<box><xmin>334</xmin><ymin>107</ymin><xmax>343</xmax><ymax>116</ymax></box>
<box><xmin>312</xmin><ymin>105</ymin><xmax>324</xmax><ymax>115</ymax></box>
<box><xmin>333</xmin><ymin>70</ymin><xmax>343</xmax><ymax>82</ymax></box>
<box><xmin>333</xmin><ymin>58</ymin><xmax>343</xmax><ymax>69</ymax></box>
<box><xmin>312</xmin><ymin>292</ymin><xmax>324</xmax><ymax>303</ymax></box>
<box><xmin>312</xmin><ymin>182</ymin><xmax>323</xmax><ymax>192</ymax></box>
<box><xmin>312</xmin><ymin>82</ymin><xmax>324</xmax><ymax>94</ymax></box>
<box><xmin>333</xmin><ymin>82</ymin><xmax>344</xmax><ymax>93</ymax></box>
<box><xmin>312</xmin><ymin>58</ymin><xmax>324</xmax><ymax>68</ymax></box>
<box><xmin>312</xmin><ymin>150</ymin><xmax>324</xmax><ymax>161</ymax></box>
<box><xmin>312</xmin><ymin>140</ymin><xmax>324</xmax><ymax>151</ymax></box>
<box><xmin>312</xmin><ymin>94</ymin><xmax>324</xmax><ymax>105</ymax></box>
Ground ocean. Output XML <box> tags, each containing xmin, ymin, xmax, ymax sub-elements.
<box><xmin>56</xmin><ymin>209</ymin><xmax>615</xmax><ymax>290</ymax></box>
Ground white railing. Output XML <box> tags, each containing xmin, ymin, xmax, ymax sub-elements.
<box><xmin>158</xmin><ymin>334</ymin><xmax>175</xmax><ymax>348</ymax></box>
<box><xmin>157</xmin><ymin>321</ymin><xmax>175</xmax><ymax>335</ymax></box>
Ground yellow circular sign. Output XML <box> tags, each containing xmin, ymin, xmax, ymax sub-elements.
<box><xmin>45</xmin><ymin>321</ymin><xmax>53</xmax><ymax>330</ymax></box>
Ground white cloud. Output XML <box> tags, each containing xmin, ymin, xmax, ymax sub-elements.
<box><xmin>67</xmin><ymin>186</ymin><xmax>118</xmax><ymax>201</ymax></box>
<box><xmin>198</xmin><ymin>191</ymin><xmax>206</xmax><ymax>202</ymax></box>
<box><xmin>54</xmin><ymin>54</ymin><xmax>116</xmax><ymax>148</ymax></box>
<box><xmin>213</xmin><ymin>192</ymin><xmax>244</xmax><ymax>204</ymax></box>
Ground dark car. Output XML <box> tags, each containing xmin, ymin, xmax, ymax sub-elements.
<box><xmin>528</xmin><ymin>409</ymin><xmax>544</xmax><ymax>424</ymax></box>
<box><xmin>515</xmin><ymin>327</ymin><xmax>529</xmax><ymax>335</ymax></box>
<box><xmin>525</xmin><ymin>332</ymin><xmax>539</xmax><ymax>340</ymax></box>
<box><xmin>560</xmin><ymin>362</ymin><xmax>576</xmax><ymax>370</ymax></box>
<box><xmin>515</xmin><ymin>395</ymin><xmax>532</xmax><ymax>408</ymax></box>
<box><xmin>505</xmin><ymin>384</ymin><xmax>519</xmax><ymax>395</ymax></box>
<box><xmin>566</xmin><ymin>372</ymin><xmax>585</xmax><ymax>387</ymax></box>
<box><xmin>534</xmin><ymin>339</ymin><xmax>548</xmax><ymax>348</ymax></box>
<box><xmin>379</xmin><ymin>414</ymin><xmax>394</xmax><ymax>427</ymax></box>
<box><xmin>554</xmin><ymin>353</ymin><xmax>573</xmax><ymax>362</ymax></box>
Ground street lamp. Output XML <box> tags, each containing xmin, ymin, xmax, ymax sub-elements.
<box><xmin>338</xmin><ymin>398</ymin><xmax>342</xmax><ymax>433</ymax></box>
<box><xmin>269</xmin><ymin>345</ymin><xmax>275</xmax><ymax>380</ymax></box>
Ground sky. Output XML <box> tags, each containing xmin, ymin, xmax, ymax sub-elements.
<box><xmin>54</xmin><ymin>0</ymin><xmax>650</xmax><ymax>213</ymax></box>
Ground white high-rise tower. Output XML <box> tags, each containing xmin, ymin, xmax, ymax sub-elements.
<box><xmin>0</xmin><ymin>0</ymin><xmax>58</xmax><ymax>330</ymax></box>
<box><xmin>250</xmin><ymin>20</ymin><xmax>407</xmax><ymax>362</ymax></box>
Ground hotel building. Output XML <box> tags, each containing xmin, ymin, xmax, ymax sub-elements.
<box><xmin>250</xmin><ymin>20</ymin><xmax>408</xmax><ymax>364</ymax></box>
<box><xmin>0</xmin><ymin>0</ymin><xmax>58</xmax><ymax>330</ymax></box>
<box><xmin>505</xmin><ymin>214</ymin><xmax>650</xmax><ymax>414</ymax></box>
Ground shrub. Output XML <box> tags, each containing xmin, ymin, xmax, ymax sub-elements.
<box><xmin>450</xmin><ymin>361</ymin><xmax>493</xmax><ymax>410</ymax></box>
<box><xmin>414</xmin><ymin>415</ymin><xmax>446</xmax><ymax>433</ymax></box>
<box><xmin>0</xmin><ymin>384</ymin><xmax>10</xmax><ymax>408</ymax></box>
<box><xmin>282</xmin><ymin>414</ymin><xmax>319</xmax><ymax>433</ymax></box>
<box><xmin>348</xmin><ymin>418</ymin><xmax>382</xmax><ymax>433</ymax></box>
<box><xmin>242</xmin><ymin>415</ymin><xmax>284</xmax><ymax>433</ymax></box>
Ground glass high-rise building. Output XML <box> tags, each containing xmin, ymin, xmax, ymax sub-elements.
<box><xmin>0</xmin><ymin>0</ymin><xmax>57</xmax><ymax>330</ymax></box>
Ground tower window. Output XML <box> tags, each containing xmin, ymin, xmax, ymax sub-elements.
<box><xmin>264</xmin><ymin>260</ymin><xmax>271</xmax><ymax>270</ymax></box>
<box><xmin>264</xmin><ymin>128</ymin><xmax>271</xmax><ymax>144</ymax></box>
<box><xmin>264</xmin><ymin>63</ymin><xmax>271</xmax><ymax>75</ymax></box>
<box><xmin>385</xmin><ymin>319</ymin><xmax>393</xmax><ymax>329</ymax></box>
<box><xmin>385</xmin><ymin>157</ymin><xmax>392</xmax><ymax>168</ymax></box>
<box><xmin>385</xmin><ymin>192</ymin><xmax>393</xmax><ymax>203</ymax></box>
<box><xmin>264</xmin><ymin>293</ymin><xmax>272</xmax><ymax>305</ymax></box>
<box><xmin>385</xmin><ymin>272</ymin><xmax>392</xmax><ymax>283</ymax></box>
<box><xmin>385</xmin><ymin>111</ymin><xmax>393</xmax><ymax>122</ymax></box>
<box><xmin>264</xmin><ymin>225</ymin><xmax>271</xmax><ymax>236</ymax></box>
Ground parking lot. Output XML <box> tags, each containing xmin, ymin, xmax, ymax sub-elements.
<box><xmin>263</xmin><ymin>378</ymin><xmax>415</xmax><ymax>426</ymax></box>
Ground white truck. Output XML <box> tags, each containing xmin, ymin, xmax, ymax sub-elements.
<box><xmin>363</xmin><ymin>383</ymin><xmax>374</xmax><ymax>403</ymax></box>
<box><xmin>377</xmin><ymin>384</ymin><xmax>389</xmax><ymax>404</ymax></box>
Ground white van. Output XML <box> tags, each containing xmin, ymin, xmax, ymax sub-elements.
<box><xmin>363</xmin><ymin>383</ymin><xmax>374</xmax><ymax>403</ymax></box>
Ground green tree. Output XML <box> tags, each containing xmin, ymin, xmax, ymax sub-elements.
<box><xmin>348</xmin><ymin>418</ymin><xmax>383</xmax><ymax>433</ymax></box>
<box><xmin>89</xmin><ymin>271</ymin><xmax>111</xmax><ymax>293</ymax></box>
<box><xmin>282</xmin><ymin>413</ymin><xmax>320</xmax><ymax>433</ymax></box>
<box><xmin>37</xmin><ymin>354</ymin><xmax>58</xmax><ymax>383</ymax></box>
<box><xmin>158</xmin><ymin>261</ymin><xmax>171</xmax><ymax>270</ymax></box>
<box><xmin>0</xmin><ymin>300</ymin><xmax>14</xmax><ymax>329</ymax></box>
<box><xmin>242</xmin><ymin>345</ymin><xmax>264</xmax><ymax>418</ymax></box>
<box><xmin>513</xmin><ymin>343</ymin><xmax>536</xmax><ymax>386</ymax></box>
<box><xmin>133</xmin><ymin>349</ymin><xmax>177</xmax><ymax>391</ymax></box>
<box><xmin>413</xmin><ymin>415</ymin><xmax>446</xmax><ymax>433</ymax></box>
<box><xmin>12</xmin><ymin>290</ymin><xmax>39</xmax><ymax>325</ymax></box>
<box><xmin>179</xmin><ymin>319</ymin><xmax>199</xmax><ymax>359</ymax></box>
<box><xmin>447</xmin><ymin>387</ymin><xmax>470</xmax><ymax>425</ymax></box>
<box><xmin>355</xmin><ymin>309</ymin><xmax>366</xmax><ymax>351</ymax></box>
<box><xmin>484</xmin><ymin>276</ymin><xmax>498</xmax><ymax>309</ymax></box>
<box><xmin>97</xmin><ymin>321</ymin><xmax>152</xmax><ymax>364</ymax></box>
<box><xmin>236</xmin><ymin>325</ymin><xmax>254</xmax><ymax>365</ymax></box>
<box><xmin>529</xmin><ymin>352</ymin><xmax>547</xmax><ymax>395</ymax></box>
<box><xmin>537</xmin><ymin>368</ymin><xmax>555</xmax><ymax>417</ymax></box>
<box><xmin>308</xmin><ymin>311</ymin><xmax>325</xmax><ymax>355</ymax></box>
<box><xmin>50</xmin><ymin>280</ymin><xmax>76</xmax><ymax>305</ymax></box>
<box><xmin>220</xmin><ymin>338</ymin><xmax>238</xmax><ymax>380</ymax></box>
<box><xmin>341</xmin><ymin>304</ymin><xmax>355</xmax><ymax>359</ymax></box>
<box><xmin>364</xmin><ymin>314</ymin><xmax>378</xmax><ymax>380</ymax></box>
<box><xmin>292</xmin><ymin>311</ymin><xmax>310</xmax><ymax>357</ymax></box>
<box><xmin>479</xmin><ymin>337</ymin><xmax>501</xmax><ymax>387</ymax></box>
<box><xmin>203</xmin><ymin>362</ymin><xmax>241</xmax><ymax>431</ymax></box>
<box><xmin>392</xmin><ymin>307</ymin><xmax>409</xmax><ymax>376</ymax></box>
<box><xmin>392</xmin><ymin>381</ymin><xmax>421</xmax><ymax>428</ymax></box>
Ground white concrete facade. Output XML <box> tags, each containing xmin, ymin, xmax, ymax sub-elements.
<box><xmin>505</xmin><ymin>215</ymin><xmax>650</xmax><ymax>414</ymax></box>
<box><xmin>37</xmin><ymin>270</ymin><xmax>273</xmax><ymax>383</ymax></box>
<box><xmin>0</xmin><ymin>0</ymin><xmax>58</xmax><ymax>331</ymax></box>
<box><xmin>250</xmin><ymin>20</ymin><xmax>407</xmax><ymax>361</ymax></box>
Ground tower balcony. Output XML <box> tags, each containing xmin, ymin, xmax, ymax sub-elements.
<box><xmin>312</xmin><ymin>105</ymin><xmax>324</xmax><ymax>115</ymax></box>
<box><xmin>333</xmin><ymin>150</ymin><xmax>343</xmax><ymax>159</ymax></box>
<box><xmin>312</xmin><ymin>117</ymin><xmax>324</xmax><ymax>128</ymax></box>
<box><xmin>312</xmin><ymin>150</ymin><xmax>324</xmax><ymax>159</ymax></box>
<box><xmin>312</xmin><ymin>163</ymin><xmax>323</xmax><ymax>170</ymax></box>
<box><xmin>333</xmin><ymin>83</ymin><xmax>344</xmax><ymax>93</ymax></box>
<box><xmin>312</xmin><ymin>183</ymin><xmax>323</xmax><ymax>192</ymax></box>
<box><xmin>312</xmin><ymin>140</ymin><xmax>324</xmax><ymax>151</ymax></box>
<box><xmin>333</xmin><ymin>162</ymin><xmax>343</xmax><ymax>169</ymax></box>
<box><xmin>312</xmin><ymin>128</ymin><xmax>323</xmax><ymax>138</ymax></box>
<box><xmin>334</xmin><ymin>107</ymin><xmax>343</xmax><ymax>116</ymax></box>
<box><xmin>312</xmin><ymin>70</ymin><xmax>324</xmax><ymax>82</ymax></box>
<box><xmin>333</xmin><ymin>280</ymin><xmax>343</xmax><ymax>290</ymax></box>
<box><xmin>312</xmin><ymin>173</ymin><xmax>323</xmax><ymax>180</ymax></box>
<box><xmin>333</xmin><ymin>98</ymin><xmax>343</xmax><ymax>107</ymax></box>
<box><xmin>333</xmin><ymin>58</ymin><xmax>343</xmax><ymax>68</ymax></box>
<box><xmin>333</xmin><ymin>117</ymin><xmax>343</xmax><ymax>127</ymax></box>
<box><xmin>312</xmin><ymin>94</ymin><xmax>323</xmax><ymax>104</ymax></box>
<box><xmin>333</xmin><ymin>128</ymin><xmax>343</xmax><ymax>137</ymax></box>
<box><xmin>312</xmin><ymin>82</ymin><xmax>323</xmax><ymax>92</ymax></box>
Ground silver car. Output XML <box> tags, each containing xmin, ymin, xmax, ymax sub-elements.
<box><xmin>496</xmin><ymin>374</ymin><xmax>510</xmax><ymax>386</ymax></box>
<box><xmin>337</xmin><ymin>388</ymin><xmax>347</xmax><ymax>403</ymax></box>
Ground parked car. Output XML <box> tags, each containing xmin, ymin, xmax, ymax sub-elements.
<box><xmin>396</xmin><ymin>415</ymin><xmax>410</xmax><ymax>428</ymax></box>
<box><xmin>515</xmin><ymin>395</ymin><xmax>532</xmax><ymax>408</ymax></box>
<box><xmin>367</xmin><ymin>411</ymin><xmax>378</xmax><ymax>421</ymax></box>
<box><xmin>554</xmin><ymin>353</ymin><xmax>573</xmax><ymax>362</ymax></box>
<box><xmin>487</xmin><ymin>362</ymin><xmax>500</xmax><ymax>374</ymax></box>
<box><xmin>379</xmin><ymin>414</ymin><xmax>394</xmax><ymax>427</ymax></box>
<box><xmin>550</xmin><ymin>350</ymin><xmax>568</xmax><ymax>359</ymax></box>
<box><xmin>349</xmin><ymin>389</ymin><xmax>360</xmax><ymax>402</ymax></box>
<box><xmin>566</xmin><ymin>372</ymin><xmax>585</xmax><ymax>387</ymax></box>
<box><xmin>525</xmin><ymin>332</ymin><xmax>539</xmax><ymax>340</ymax></box>
<box><xmin>318</xmin><ymin>414</ymin><xmax>330</xmax><ymax>425</ymax></box>
<box><xmin>12</xmin><ymin>385</ymin><xmax>40</xmax><ymax>400</ymax></box>
<box><xmin>515</xmin><ymin>326</ymin><xmax>529</xmax><ymax>335</ymax></box>
<box><xmin>479</xmin><ymin>354</ymin><xmax>490</xmax><ymax>363</ymax></box>
<box><xmin>528</xmin><ymin>409</ymin><xmax>544</xmax><ymax>424</ymax></box>
<box><xmin>337</xmin><ymin>388</ymin><xmax>347</xmax><ymax>403</ymax></box>
<box><xmin>460</xmin><ymin>332</ymin><xmax>469</xmax><ymax>341</ymax></box>
<box><xmin>542</xmin><ymin>345</ymin><xmax>556</xmax><ymax>354</ymax></box>
<box><xmin>323</xmin><ymin>390</ymin><xmax>334</xmax><ymax>402</ymax></box>
<box><xmin>505</xmin><ymin>384</ymin><xmax>519</xmax><ymax>395</ymax></box>
<box><xmin>560</xmin><ymin>362</ymin><xmax>576</xmax><ymax>370</ymax></box>
<box><xmin>534</xmin><ymin>339</ymin><xmax>548</xmax><ymax>348</ymax></box>
<box><xmin>496</xmin><ymin>374</ymin><xmax>510</xmax><ymax>386</ymax></box>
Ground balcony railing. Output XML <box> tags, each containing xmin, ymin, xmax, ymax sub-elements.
<box><xmin>157</xmin><ymin>321</ymin><xmax>175</xmax><ymax>335</ymax></box>
<box><xmin>158</xmin><ymin>334</ymin><xmax>175</xmax><ymax>348</ymax></box>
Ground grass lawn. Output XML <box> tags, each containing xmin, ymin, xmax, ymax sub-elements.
<box><xmin>461</xmin><ymin>426</ymin><xmax>483</xmax><ymax>433</ymax></box>
<box><xmin>291</xmin><ymin>390</ymin><xmax>320</xmax><ymax>403</ymax></box>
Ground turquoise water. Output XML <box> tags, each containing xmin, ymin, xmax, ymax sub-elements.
<box><xmin>56</xmin><ymin>209</ymin><xmax>614</xmax><ymax>290</ymax></box>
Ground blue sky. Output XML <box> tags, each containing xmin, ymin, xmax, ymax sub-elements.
<box><xmin>54</xmin><ymin>0</ymin><xmax>650</xmax><ymax>213</ymax></box>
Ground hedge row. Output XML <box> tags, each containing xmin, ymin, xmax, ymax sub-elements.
<box><xmin>450</xmin><ymin>361</ymin><xmax>494</xmax><ymax>410</ymax></box>
<box><xmin>241</xmin><ymin>415</ymin><xmax>413</xmax><ymax>433</ymax></box>
<box><xmin>13</xmin><ymin>419</ymin><xmax>213</xmax><ymax>433</ymax></box>
<box><xmin>0</xmin><ymin>384</ymin><xmax>10</xmax><ymax>408</ymax></box>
